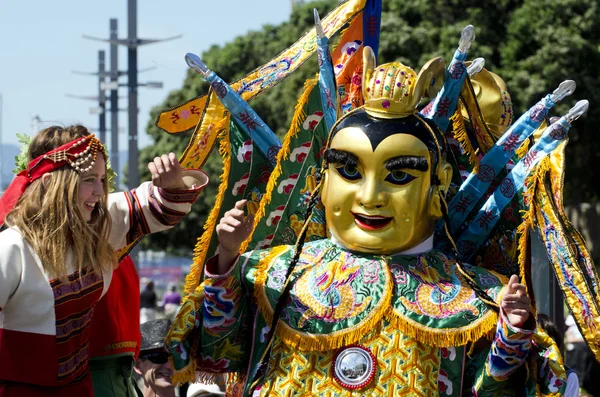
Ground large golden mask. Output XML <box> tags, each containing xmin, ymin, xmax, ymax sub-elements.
<box><xmin>322</xmin><ymin>111</ymin><xmax>452</xmax><ymax>254</ymax></box>
<box><xmin>321</xmin><ymin>47</ymin><xmax>452</xmax><ymax>254</ymax></box>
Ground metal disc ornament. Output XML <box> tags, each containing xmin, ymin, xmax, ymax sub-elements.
<box><xmin>332</xmin><ymin>345</ymin><xmax>376</xmax><ymax>390</ymax></box>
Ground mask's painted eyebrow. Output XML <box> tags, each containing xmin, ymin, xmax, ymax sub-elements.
<box><xmin>385</xmin><ymin>156</ymin><xmax>429</xmax><ymax>172</ymax></box>
<box><xmin>324</xmin><ymin>149</ymin><xmax>358</xmax><ymax>167</ymax></box>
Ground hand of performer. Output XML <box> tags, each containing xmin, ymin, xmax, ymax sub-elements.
<box><xmin>215</xmin><ymin>200</ymin><xmax>254</xmax><ymax>273</ymax></box>
<box><xmin>501</xmin><ymin>275</ymin><xmax>532</xmax><ymax>328</ymax></box>
<box><xmin>147</xmin><ymin>153</ymin><xmax>186</xmax><ymax>190</ymax></box>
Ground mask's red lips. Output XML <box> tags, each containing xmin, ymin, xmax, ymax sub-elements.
<box><xmin>352</xmin><ymin>213</ymin><xmax>392</xmax><ymax>230</ymax></box>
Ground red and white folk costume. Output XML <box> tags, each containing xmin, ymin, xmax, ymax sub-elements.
<box><xmin>0</xmin><ymin>134</ymin><xmax>208</xmax><ymax>396</ymax></box>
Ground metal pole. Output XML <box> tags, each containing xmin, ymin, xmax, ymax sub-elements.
<box><xmin>127</xmin><ymin>0</ymin><xmax>140</xmax><ymax>265</ymax></box>
<box><xmin>98</xmin><ymin>50</ymin><xmax>107</xmax><ymax>144</ymax></box>
<box><xmin>127</xmin><ymin>0</ymin><xmax>139</xmax><ymax>191</ymax></box>
<box><xmin>110</xmin><ymin>18</ymin><xmax>120</xmax><ymax>188</ymax></box>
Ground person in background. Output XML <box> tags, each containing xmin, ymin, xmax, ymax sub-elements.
<box><xmin>134</xmin><ymin>319</ymin><xmax>176</xmax><ymax>397</ymax></box>
<box><xmin>89</xmin><ymin>153</ymin><xmax>207</xmax><ymax>397</ymax></box>
<box><xmin>0</xmin><ymin>125</ymin><xmax>208</xmax><ymax>396</ymax></box>
<box><xmin>162</xmin><ymin>283</ymin><xmax>182</xmax><ymax>321</ymax></box>
<box><xmin>140</xmin><ymin>279</ymin><xmax>158</xmax><ymax>323</ymax></box>
<box><xmin>537</xmin><ymin>313</ymin><xmax>579</xmax><ymax>397</ymax></box>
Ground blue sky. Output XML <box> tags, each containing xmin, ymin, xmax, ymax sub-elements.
<box><xmin>0</xmin><ymin>0</ymin><xmax>291</xmax><ymax>149</ymax></box>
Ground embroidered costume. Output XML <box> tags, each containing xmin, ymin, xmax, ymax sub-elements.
<box><xmin>0</xmin><ymin>132</ymin><xmax>208</xmax><ymax>396</ymax></box>
<box><xmin>197</xmin><ymin>238</ymin><xmax>542</xmax><ymax>396</ymax></box>
<box><xmin>155</xmin><ymin>1</ymin><xmax>598</xmax><ymax>395</ymax></box>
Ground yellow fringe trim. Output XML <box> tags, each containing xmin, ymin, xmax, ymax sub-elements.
<box><xmin>254</xmin><ymin>249</ymin><xmax>394</xmax><ymax>352</ymax></box>
<box><xmin>253</xmin><ymin>245</ymin><xmax>292</xmax><ymax>294</ymax></box>
<box><xmin>184</xmin><ymin>116</ymin><xmax>232</xmax><ymax>296</ymax></box>
<box><xmin>172</xmin><ymin>361</ymin><xmax>199</xmax><ymax>386</ymax></box>
<box><xmin>239</xmin><ymin>77</ymin><xmax>319</xmax><ymax>253</ymax></box>
<box><xmin>451</xmin><ymin>104</ymin><xmax>479</xmax><ymax>173</ymax></box>
<box><xmin>516</xmin><ymin>155</ymin><xmax>552</xmax><ymax>299</ymax></box>
<box><xmin>172</xmin><ymin>366</ymin><xmax>226</xmax><ymax>387</ymax></box>
<box><xmin>384</xmin><ymin>307</ymin><xmax>498</xmax><ymax>348</ymax></box>
<box><xmin>461</xmin><ymin>80</ymin><xmax>495</xmax><ymax>152</ymax></box>
<box><xmin>515</xmin><ymin>137</ymin><xmax>530</xmax><ymax>159</ymax></box>
<box><xmin>516</xmin><ymin>219</ymin><xmax>532</xmax><ymax>294</ymax></box>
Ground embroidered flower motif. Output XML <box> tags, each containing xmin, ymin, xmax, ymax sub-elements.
<box><xmin>437</xmin><ymin>369</ymin><xmax>453</xmax><ymax>395</ymax></box>
<box><xmin>351</xmin><ymin>73</ymin><xmax>362</xmax><ymax>87</ymax></box>
<box><xmin>196</xmin><ymin>354</ymin><xmax>231</xmax><ymax>372</ymax></box>
<box><xmin>389</xmin><ymin>263</ymin><xmax>408</xmax><ymax>285</ymax></box>
<box><xmin>267</xmin><ymin>266</ymin><xmax>287</xmax><ymax>290</ymax></box>
<box><xmin>362</xmin><ymin>260</ymin><xmax>380</xmax><ymax>284</ymax></box>
<box><xmin>477</xmin><ymin>272</ymin><xmax>499</xmax><ymax>288</ymax></box>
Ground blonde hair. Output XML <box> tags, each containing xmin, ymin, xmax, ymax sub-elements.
<box><xmin>5</xmin><ymin>125</ymin><xmax>115</xmax><ymax>279</ymax></box>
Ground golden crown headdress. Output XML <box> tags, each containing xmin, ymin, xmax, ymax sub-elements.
<box><xmin>361</xmin><ymin>46</ymin><xmax>446</xmax><ymax>119</ymax></box>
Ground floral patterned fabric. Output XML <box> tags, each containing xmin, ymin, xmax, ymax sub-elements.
<box><xmin>167</xmin><ymin>239</ymin><xmax>567</xmax><ymax>396</ymax></box>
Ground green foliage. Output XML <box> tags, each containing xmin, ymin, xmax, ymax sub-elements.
<box><xmin>13</xmin><ymin>133</ymin><xmax>32</xmax><ymax>174</ymax></box>
<box><xmin>138</xmin><ymin>0</ymin><xmax>600</xmax><ymax>254</ymax></box>
<box><xmin>499</xmin><ymin>0</ymin><xmax>600</xmax><ymax>203</ymax></box>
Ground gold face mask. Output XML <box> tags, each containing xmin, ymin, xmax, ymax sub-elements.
<box><xmin>321</xmin><ymin>125</ymin><xmax>451</xmax><ymax>255</ymax></box>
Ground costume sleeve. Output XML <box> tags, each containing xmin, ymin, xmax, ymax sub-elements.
<box><xmin>166</xmin><ymin>248</ymin><xmax>266</xmax><ymax>380</ymax></box>
<box><xmin>0</xmin><ymin>232</ymin><xmax>24</xmax><ymax>312</ymax></box>
<box><xmin>530</xmin><ymin>329</ymin><xmax>569</xmax><ymax>395</ymax></box>
<box><xmin>107</xmin><ymin>169</ymin><xmax>208</xmax><ymax>251</ymax></box>
<box><xmin>471</xmin><ymin>310</ymin><xmax>534</xmax><ymax>395</ymax></box>
<box><xmin>197</xmin><ymin>250</ymin><xmax>263</xmax><ymax>373</ymax></box>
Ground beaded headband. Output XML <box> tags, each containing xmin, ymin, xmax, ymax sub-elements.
<box><xmin>35</xmin><ymin>134</ymin><xmax>104</xmax><ymax>174</ymax></box>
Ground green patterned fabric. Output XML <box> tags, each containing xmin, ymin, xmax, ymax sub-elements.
<box><xmin>165</xmin><ymin>239</ymin><xmax>566</xmax><ymax>395</ymax></box>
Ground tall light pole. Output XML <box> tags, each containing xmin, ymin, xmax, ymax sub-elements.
<box><xmin>98</xmin><ymin>50</ymin><xmax>107</xmax><ymax>143</ymax></box>
<box><xmin>109</xmin><ymin>18</ymin><xmax>122</xmax><ymax>189</ymax></box>
<box><xmin>124</xmin><ymin>0</ymin><xmax>180</xmax><ymax>190</ymax></box>
<box><xmin>83</xmin><ymin>1</ymin><xmax>179</xmax><ymax>190</ymax></box>
<box><xmin>69</xmin><ymin>50</ymin><xmax>111</xmax><ymax>144</ymax></box>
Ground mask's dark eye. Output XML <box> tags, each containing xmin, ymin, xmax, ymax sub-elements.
<box><xmin>385</xmin><ymin>170</ymin><xmax>416</xmax><ymax>185</ymax></box>
<box><xmin>336</xmin><ymin>165</ymin><xmax>361</xmax><ymax>181</ymax></box>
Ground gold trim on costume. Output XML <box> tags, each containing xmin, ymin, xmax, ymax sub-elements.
<box><xmin>101</xmin><ymin>341</ymin><xmax>137</xmax><ymax>351</ymax></box>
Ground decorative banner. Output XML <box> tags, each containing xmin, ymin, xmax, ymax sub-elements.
<box><xmin>532</xmin><ymin>144</ymin><xmax>600</xmax><ymax>361</ymax></box>
<box><xmin>447</xmin><ymin>94</ymin><xmax>556</xmax><ymax>234</ymax></box>
<box><xmin>184</xmin><ymin>116</ymin><xmax>272</xmax><ymax>294</ymax></box>
<box><xmin>455</xmin><ymin>118</ymin><xmax>571</xmax><ymax>261</ymax></box>
<box><xmin>155</xmin><ymin>0</ymin><xmax>370</xmax><ymax>170</ymax></box>
<box><xmin>240</xmin><ymin>78</ymin><xmax>329</xmax><ymax>253</ymax></box>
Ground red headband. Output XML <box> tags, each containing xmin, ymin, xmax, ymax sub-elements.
<box><xmin>0</xmin><ymin>134</ymin><xmax>104</xmax><ymax>226</ymax></box>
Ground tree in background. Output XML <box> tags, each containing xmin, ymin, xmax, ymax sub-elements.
<box><xmin>139</xmin><ymin>0</ymin><xmax>600</xmax><ymax>254</ymax></box>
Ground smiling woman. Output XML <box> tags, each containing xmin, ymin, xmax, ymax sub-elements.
<box><xmin>78</xmin><ymin>155</ymin><xmax>107</xmax><ymax>223</ymax></box>
<box><xmin>0</xmin><ymin>125</ymin><xmax>208</xmax><ymax>396</ymax></box>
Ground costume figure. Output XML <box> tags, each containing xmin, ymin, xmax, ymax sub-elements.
<box><xmin>155</xmin><ymin>2</ymin><xmax>599</xmax><ymax>395</ymax></box>
<box><xmin>0</xmin><ymin>126</ymin><xmax>208</xmax><ymax>396</ymax></box>
<box><xmin>160</xmin><ymin>12</ymin><xmax>598</xmax><ymax>393</ymax></box>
